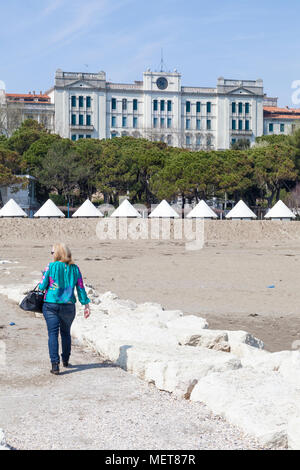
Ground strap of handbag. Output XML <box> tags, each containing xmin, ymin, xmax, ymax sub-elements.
<box><xmin>33</xmin><ymin>283</ymin><xmax>44</xmax><ymax>292</ymax></box>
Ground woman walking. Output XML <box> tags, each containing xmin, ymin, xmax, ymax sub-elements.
<box><xmin>39</xmin><ymin>243</ymin><xmax>91</xmax><ymax>375</ymax></box>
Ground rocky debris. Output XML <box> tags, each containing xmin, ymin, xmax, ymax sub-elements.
<box><xmin>190</xmin><ymin>368</ymin><xmax>299</xmax><ymax>449</ymax></box>
<box><xmin>1</xmin><ymin>281</ymin><xmax>300</xmax><ymax>449</ymax></box>
<box><xmin>0</xmin><ymin>429</ymin><xmax>11</xmax><ymax>450</ymax></box>
<box><xmin>288</xmin><ymin>414</ymin><xmax>300</xmax><ymax>450</ymax></box>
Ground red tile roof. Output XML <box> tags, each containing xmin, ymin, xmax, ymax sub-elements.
<box><xmin>6</xmin><ymin>93</ymin><xmax>51</xmax><ymax>104</ymax></box>
<box><xmin>264</xmin><ymin>106</ymin><xmax>300</xmax><ymax>120</ymax></box>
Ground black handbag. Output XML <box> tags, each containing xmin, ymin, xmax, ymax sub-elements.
<box><xmin>19</xmin><ymin>283</ymin><xmax>45</xmax><ymax>314</ymax></box>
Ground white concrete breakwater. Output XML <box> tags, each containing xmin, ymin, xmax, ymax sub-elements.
<box><xmin>1</xmin><ymin>282</ymin><xmax>300</xmax><ymax>449</ymax></box>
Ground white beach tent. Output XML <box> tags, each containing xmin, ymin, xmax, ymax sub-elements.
<box><xmin>72</xmin><ymin>199</ymin><xmax>104</xmax><ymax>218</ymax></box>
<box><xmin>225</xmin><ymin>200</ymin><xmax>257</xmax><ymax>220</ymax></box>
<box><xmin>149</xmin><ymin>200</ymin><xmax>180</xmax><ymax>218</ymax></box>
<box><xmin>264</xmin><ymin>200</ymin><xmax>296</xmax><ymax>221</ymax></box>
<box><xmin>34</xmin><ymin>199</ymin><xmax>65</xmax><ymax>218</ymax></box>
<box><xmin>0</xmin><ymin>198</ymin><xmax>28</xmax><ymax>217</ymax></box>
<box><xmin>187</xmin><ymin>200</ymin><xmax>217</xmax><ymax>219</ymax></box>
<box><xmin>110</xmin><ymin>199</ymin><xmax>141</xmax><ymax>218</ymax></box>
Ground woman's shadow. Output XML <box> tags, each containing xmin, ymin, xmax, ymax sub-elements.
<box><xmin>59</xmin><ymin>345</ymin><xmax>132</xmax><ymax>375</ymax></box>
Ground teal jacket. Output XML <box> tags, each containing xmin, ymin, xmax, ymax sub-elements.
<box><xmin>39</xmin><ymin>261</ymin><xmax>91</xmax><ymax>305</ymax></box>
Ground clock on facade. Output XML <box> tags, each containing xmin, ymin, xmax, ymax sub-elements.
<box><xmin>156</xmin><ymin>77</ymin><xmax>168</xmax><ymax>90</ymax></box>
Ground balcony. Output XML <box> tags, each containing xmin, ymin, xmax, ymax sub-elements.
<box><xmin>70</xmin><ymin>124</ymin><xmax>94</xmax><ymax>131</ymax></box>
<box><xmin>231</xmin><ymin>129</ymin><xmax>252</xmax><ymax>135</ymax></box>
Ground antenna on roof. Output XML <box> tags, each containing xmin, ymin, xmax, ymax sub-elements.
<box><xmin>160</xmin><ymin>48</ymin><xmax>167</xmax><ymax>72</ymax></box>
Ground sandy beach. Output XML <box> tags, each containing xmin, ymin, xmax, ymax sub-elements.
<box><xmin>1</xmin><ymin>218</ymin><xmax>300</xmax><ymax>352</ymax></box>
<box><xmin>1</xmin><ymin>219</ymin><xmax>300</xmax><ymax>449</ymax></box>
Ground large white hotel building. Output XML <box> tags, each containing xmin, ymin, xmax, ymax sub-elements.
<box><xmin>49</xmin><ymin>69</ymin><xmax>266</xmax><ymax>150</ymax></box>
<box><xmin>3</xmin><ymin>68</ymin><xmax>300</xmax><ymax>149</ymax></box>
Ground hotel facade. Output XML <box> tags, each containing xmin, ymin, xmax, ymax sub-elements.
<box><xmin>2</xmin><ymin>68</ymin><xmax>300</xmax><ymax>149</ymax></box>
<box><xmin>50</xmin><ymin>69</ymin><xmax>265</xmax><ymax>150</ymax></box>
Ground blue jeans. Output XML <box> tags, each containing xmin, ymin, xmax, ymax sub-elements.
<box><xmin>43</xmin><ymin>302</ymin><xmax>76</xmax><ymax>364</ymax></box>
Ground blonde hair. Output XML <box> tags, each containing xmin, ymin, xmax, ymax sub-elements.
<box><xmin>53</xmin><ymin>243</ymin><xmax>75</xmax><ymax>265</ymax></box>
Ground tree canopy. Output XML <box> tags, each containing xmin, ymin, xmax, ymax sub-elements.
<box><xmin>1</xmin><ymin>119</ymin><xmax>300</xmax><ymax>209</ymax></box>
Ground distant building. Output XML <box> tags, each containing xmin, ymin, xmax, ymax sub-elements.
<box><xmin>53</xmin><ymin>69</ymin><xmax>265</xmax><ymax>150</ymax></box>
<box><xmin>0</xmin><ymin>91</ymin><xmax>54</xmax><ymax>136</ymax></box>
<box><xmin>263</xmin><ymin>103</ymin><xmax>300</xmax><ymax>136</ymax></box>
<box><xmin>0</xmin><ymin>175</ymin><xmax>39</xmax><ymax>217</ymax></box>
<box><xmin>2</xmin><ymin>68</ymin><xmax>300</xmax><ymax>148</ymax></box>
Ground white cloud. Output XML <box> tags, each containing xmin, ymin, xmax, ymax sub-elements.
<box><xmin>41</xmin><ymin>0</ymin><xmax>65</xmax><ymax>17</ymax></box>
<box><xmin>47</xmin><ymin>0</ymin><xmax>132</xmax><ymax>47</ymax></box>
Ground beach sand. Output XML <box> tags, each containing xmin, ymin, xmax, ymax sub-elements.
<box><xmin>1</xmin><ymin>218</ymin><xmax>300</xmax><ymax>352</ymax></box>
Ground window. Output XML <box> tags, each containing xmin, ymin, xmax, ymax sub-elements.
<box><xmin>111</xmin><ymin>116</ymin><xmax>116</xmax><ymax>127</ymax></box>
<box><xmin>122</xmin><ymin>99</ymin><xmax>127</xmax><ymax>111</ymax></box>
<box><xmin>186</xmin><ymin>135</ymin><xmax>191</xmax><ymax>146</ymax></box>
<box><xmin>111</xmin><ymin>132</ymin><xmax>117</xmax><ymax>138</ymax></box>
<box><xmin>153</xmin><ymin>117</ymin><xmax>158</xmax><ymax>128</ymax></box>
<box><xmin>167</xmin><ymin>118</ymin><xmax>172</xmax><ymax>128</ymax></box>
<box><xmin>160</xmin><ymin>100</ymin><xmax>165</xmax><ymax>112</ymax></box>
<box><xmin>71</xmin><ymin>96</ymin><xmax>76</xmax><ymax>107</ymax></box>
<box><xmin>167</xmin><ymin>100</ymin><xmax>172</xmax><ymax>112</ymax></box>
<box><xmin>86</xmin><ymin>135</ymin><xmax>91</xmax><ymax>139</ymax></box>
<box><xmin>196</xmin><ymin>119</ymin><xmax>201</xmax><ymax>130</ymax></box>
<box><xmin>207</xmin><ymin>102</ymin><xmax>211</xmax><ymax>113</ymax></box>
<box><xmin>167</xmin><ymin>135</ymin><xmax>172</xmax><ymax>145</ymax></box>
<box><xmin>78</xmin><ymin>135</ymin><xmax>84</xmax><ymax>139</ymax></box>
<box><xmin>207</xmin><ymin>119</ymin><xmax>211</xmax><ymax>130</ymax></box>
<box><xmin>245</xmin><ymin>120</ymin><xmax>250</xmax><ymax>131</ymax></box>
<box><xmin>238</xmin><ymin>120</ymin><xmax>243</xmax><ymax>130</ymax></box>
<box><xmin>269</xmin><ymin>123</ymin><xmax>273</xmax><ymax>133</ymax></box>
<box><xmin>71</xmin><ymin>134</ymin><xmax>77</xmax><ymax>141</ymax></box>
<box><xmin>86</xmin><ymin>115</ymin><xmax>91</xmax><ymax>126</ymax></box>
<box><xmin>186</xmin><ymin>119</ymin><xmax>191</xmax><ymax>129</ymax></box>
<box><xmin>245</xmin><ymin>102</ymin><xmax>250</xmax><ymax>114</ymax></box>
<box><xmin>232</xmin><ymin>102</ymin><xmax>236</xmax><ymax>114</ymax></box>
<box><xmin>280</xmin><ymin>123</ymin><xmax>285</xmax><ymax>133</ymax></box>
<box><xmin>153</xmin><ymin>100</ymin><xmax>158</xmax><ymax>111</ymax></box>
<box><xmin>196</xmin><ymin>135</ymin><xmax>201</xmax><ymax>146</ymax></box>
<box><xmin>86</xmin><ymin>96</ymin><xmax>91</xmax><ymax>108</ymax></box>
<box><xmin>238</xmin><ymin>102</ymin><xmax>243</xmax><ymax>114</ymax></box>
<box><xmin>232</xmin><ymin>138</ymin><xmax>236</xmax><ymax>145</ymax></box>
<box><xmin>186</xmin><ymin>101</ymin><xmax>191</xmax><ymax>113</ymax></box>
<box><xmin>160</xmin><ymin>117</ymin><xmax>165</xmax><ymax>128</ymax></box>
<box><xmin>71</xmin><ymin>114</ymin><xmax>76</xmax><ymax>125</ymax></box>
<box><xmin>79</xmin><ymin>115</ymin><xmax>84</xmax><ymax>126</ymax></box>
<box><xmin>207</xmin><ymin>136</ymin><xmax>212</xmax><ymax>146</ymax></box>
<box><xmin>196</xmin><ymin>102</ymin><xmax>201</xmax><ymax>113</ymax></box>
<box><xmin>133</xmin><ymin>99</ymin><xmax>138</xmax><ymax>111</ymax></box>
<box><xmin>232</xmin><ymin>119</ymin><xmax>236</xmax><ymax>130</ymax></box>
<box><xmin>122</xmin><ymin>116</ymin><xmax>127</xmax><ymax>127</ymax></box>
<box><xmin>133</xmin><ymin>117</ymin><xmax>138</xmax><ymax>128</ymax></box>
<box><xmin>112</xmin><ymin>98</ymin><xmax>116</xmax><ymax>110</ymax></box>
<box><xmin>79</xmin><ymin>96</ymin><xmax>84</xmax><ymax>108</ymax></box>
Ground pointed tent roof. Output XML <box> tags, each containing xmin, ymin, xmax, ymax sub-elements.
<box><xmin>110</xmin><ymin>199</ymin><xmax>141</xmax><ymax>218</ymax></box>
<box><xmin>187</xmin><ymin>200</ymin><xmax>217</xmax><ymax>219</ymax></box>
<box><xmin>225</xmin><ymin>200</ymin><xmax>257</xmax><ymax>219</ymax></box>
<box><xmin>34</xmin><ymin>199</ymin><xmax>65</xmax><ymax>218</ymax></box>
<box><xmin>264</xmin><ymin>200</ymin><xmax>296</xmax><ymax>219</ymax></box>
<box><xmin>149</xmin><ymin>200</ymin><xmax>180</xmax><ymax>218</ymax></box>
<box><xmin>72</xmin><ymin>199</ymin><xmax>104</xmax><ymax>218</ymax></box>
<box><xmin>0</xmin><ymin>199</ymin><xmax>28</xmax><ymax>217</ymax></box>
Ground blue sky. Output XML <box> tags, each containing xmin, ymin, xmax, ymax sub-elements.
<box><xmin>0</xmin><ymin>0</ymin><xmax>299</xmax><ymax>106</ymax></box>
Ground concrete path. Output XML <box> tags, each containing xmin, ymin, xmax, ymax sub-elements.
<box><xmin>0</xmin><ymin>295</ymin><xmax>262</xmax><ymax>450</ymax></box>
